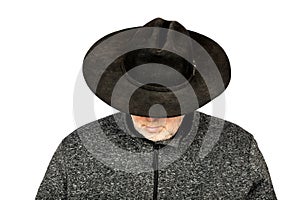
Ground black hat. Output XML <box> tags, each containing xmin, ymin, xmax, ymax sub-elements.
<box><xmin>83</xmin><ymin>18</ymin><xmax>231</xmax><ymax>118</ymax></box>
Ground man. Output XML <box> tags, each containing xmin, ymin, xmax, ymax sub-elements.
<box><xmin>36</xmin><ymin>18</ymin><xmax>277</xmax><ymax>199</ymax></box>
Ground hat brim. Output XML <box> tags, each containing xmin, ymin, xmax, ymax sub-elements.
<box><xmin>83</xmin><ymin>27</ymin><xmax>231</xmax><ymax>118</ymax></box>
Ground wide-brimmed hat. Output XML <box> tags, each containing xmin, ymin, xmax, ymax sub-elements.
<box><xmin>82</xmin><ymin>18</ymin><xmax>231</xmax><ymax>118</ymax></box>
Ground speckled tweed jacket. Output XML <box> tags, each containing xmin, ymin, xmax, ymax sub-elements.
<box><xmin>36</xmin><ymin>111</ymin><xmax>277</xmax><ymax>199</ymax></box>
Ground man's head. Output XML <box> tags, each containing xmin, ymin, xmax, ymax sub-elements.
<box><xmin>130</xmin><ymin>115</ymin><xmax>185</xmax><ymax>142</ymax></box>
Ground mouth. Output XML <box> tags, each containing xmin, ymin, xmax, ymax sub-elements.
<box><xmin>143</xmin><ymin>125</ymin><xmax>163</xmax><ymax>133</ymax></box>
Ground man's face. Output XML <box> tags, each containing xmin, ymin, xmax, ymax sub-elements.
<box><xmin>130</xmin><ymin>115</ymin><xmax>185</xmax><ymax>142</ymax></box>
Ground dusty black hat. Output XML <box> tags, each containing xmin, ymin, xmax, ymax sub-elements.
<box><xmin>82</xmin><ymin>17</ymin><xmax>231</xmax><ymax>118</ymax></box>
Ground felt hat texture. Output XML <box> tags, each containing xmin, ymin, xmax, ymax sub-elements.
<box><xmin>83</xmin><ymin>18</ymin><xmax>231</xmax><ymax>118</ymax></box>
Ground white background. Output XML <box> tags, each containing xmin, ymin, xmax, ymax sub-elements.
<box><xmin>1</xmin><ymin>0</ymin><xmax>299</xmax><ymax>199</ymax></box>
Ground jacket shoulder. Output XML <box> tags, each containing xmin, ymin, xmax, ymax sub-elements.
<box><xmin>195</xmin><ymin>110</ymin><xmax>254</xmax><ymax>148</ymax></box>
<box><xmin>59</xmin><ymin>112</ymin><xmax>123</xmax><ymax>153</ymax></box>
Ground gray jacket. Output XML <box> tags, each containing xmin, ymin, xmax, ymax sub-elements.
<box><xmin>36</xmin><ymin>111</ymin><xmax>277</xmax><ymax>199</ymax></box>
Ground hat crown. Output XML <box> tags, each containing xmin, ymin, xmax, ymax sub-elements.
<box><xmin>144</xmin><ymin>17</ymin><xmax>189</xmax><ymax>34</ymax></box>
<box><xmin>122</xmin><ymin>17</ymin><xmax>195</xmax><ymax>88</ymax></box>
<box><xmin>143</xmin><ymin>17</ymin><xmax>190</xmax><ymax>47</ymax></box>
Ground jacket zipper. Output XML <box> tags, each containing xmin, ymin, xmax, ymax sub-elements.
<box><xmin>152</xmin><ymin>143</ymin><xmax>160</xmax><ymax>200</ymax></box>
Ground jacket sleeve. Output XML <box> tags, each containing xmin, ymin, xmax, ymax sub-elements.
<box><xmin>246</xmin><ymin>136</ymin><xmax>277</xmax><ymax>199</ymax></box>
<box><xmin>35</xmin><ymin>140</ymin><xmax>67</xmax><ymax>200</ymax></box>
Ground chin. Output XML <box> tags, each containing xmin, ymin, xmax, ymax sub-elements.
<box><xmin>146</xmin><ymin>130</ymin><xmax>171</xmax><ymax>139</ymax></box>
